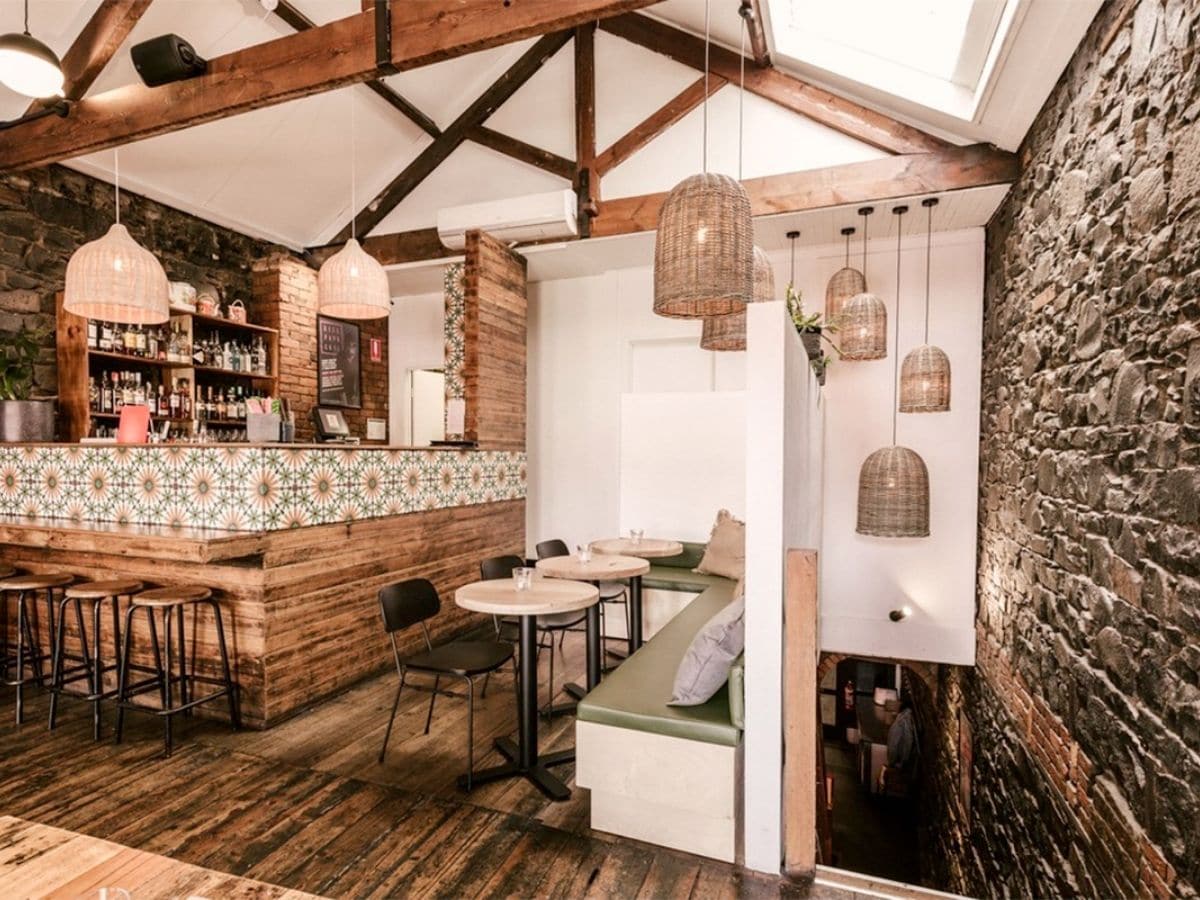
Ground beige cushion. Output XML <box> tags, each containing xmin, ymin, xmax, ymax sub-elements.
<box><xmin>694</xmin><ymin>509</ymin><xmax>745</xmax><ymax>581</ymax></box>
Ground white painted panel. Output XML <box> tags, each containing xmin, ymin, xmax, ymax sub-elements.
<box><xmin>619</xmin><ymin>392</ymin><xmax>745</xmax><ymax>543</ymax></box>
<box><xmin>628</xmin><ymin>339</ymin><xmax>713</xmax><ymax>393</ymax></box>
<box><xmin>408</xmin><ymin>369</ymin><xmax>445</xmax><ymax>447</ymax></box>
<box><xmin>387</xmin><ymin>291</ymin><xmax>443</xmax><ymax>444</ymax></box>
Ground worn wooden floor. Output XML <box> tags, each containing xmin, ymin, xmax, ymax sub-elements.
<box><xmin>0</xmin><ymin>629</ymin><xmax>861</xmax><ymax>899</ymax></box>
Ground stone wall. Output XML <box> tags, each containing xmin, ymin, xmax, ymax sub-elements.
<box><xmin>0</xmin><ymin>165</ymin><xmax>273</xmax><ymax>397</ymax></box>
<box><xmin>924</xmin><ymin>1</ymin><xmax>1199</xmax><ymax>897</ymax></box>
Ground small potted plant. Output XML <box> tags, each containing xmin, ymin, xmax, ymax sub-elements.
<box><xmin>785</xmin><ymin>284</ymin><xmax>838</xmax><ymax>384</ymax></box>
<box><xmin>0</xmin><ymin>323</ymin><xmax>55</xmax><ymax>442</ymax></box>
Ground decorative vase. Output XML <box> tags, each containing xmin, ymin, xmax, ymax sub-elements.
<box><xmin>0</xmin><ymin>399</ymin><xmax>56</xmax><ymax>442</ymax></box>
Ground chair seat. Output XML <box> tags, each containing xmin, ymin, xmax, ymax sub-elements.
<box><xmin>406</xmin><ymin>640</ymin><xmax>514</xmax><ymax>677</ymax></box>
<box><xmin>599</xmin><ymin>581</ymin><xmax>627</xmax><ymax>601</ymax></box>
<box><xmin>66</xmin><ymin>579</ymin><xmax>144</xmax><ymax>600</ymax></box>
<box><xmin>0</xmin><ymin>572</ymin><xmax>73</xmax><ymax>591</ymax></box>
<box><xmin>133</xmin><ymin>586</ymin><xmax>212</xmax><ymax>607</ymax></box>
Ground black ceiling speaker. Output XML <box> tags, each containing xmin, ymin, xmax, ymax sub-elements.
<box><xmin>131</xmin><ymin>34</ymin><xmax>207</xmax><ymax>87</ymax></box>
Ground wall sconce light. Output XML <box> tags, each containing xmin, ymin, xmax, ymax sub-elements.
<box><xmin>889</xmin><ymin>605</ymin><xmax>913</xmax><ymax>622</ymax></box>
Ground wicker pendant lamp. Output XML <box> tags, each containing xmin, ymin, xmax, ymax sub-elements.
<box><xmin>701</xmin><ymin>16</ymin><xmax>768</xmax><ymax>351</ymax></box>
<box><xmin>654</xmin><ymin>0</ymin><xmax>753</xmax><ymax>319</ymax></box>
<box><xmin>856</xmin><ymin>205</ymin><xmax>930</xmax><ymax>538</ymax></box>
<box><xmin>840</xmin><ymin>207</ymin><xmax>887</xmax><ymax>360</ymax></box>
<box><xmin>64</xmin><ymin>149</ymin><xmax>169</xmax><ymax>325</ymax></box>
<box><xmin>825</xmin><ymin>226</ymin><xmax>865</xmax><ymax>327</ymax></box>
<box><xmin>899</xmin><ymin>198</ymin><xmax>951</xmax><ymax>412</ymax></box>
<box><xmin>319</xmin><ymin>97</ymin><xmax>390</xmax><ymax>319</ymax></box>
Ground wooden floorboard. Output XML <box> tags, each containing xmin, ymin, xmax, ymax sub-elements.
<box><xmin>0</xmin><ymin>633</ymin><xmax>854</xmax><ymax>899</ymax></box>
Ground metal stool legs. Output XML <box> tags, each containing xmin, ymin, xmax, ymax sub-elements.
<box><xmin>4</xmin><ymin>588</ymin><xmax>56</xmax><ymax>726</ymax></box>
<box><xmin>48</xmin><ymin>593</ymin><xmax>128</xmax><ymax>740</ymax></box>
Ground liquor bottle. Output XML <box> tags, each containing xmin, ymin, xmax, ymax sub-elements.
<box><xmin>168</xmin><ymin>379</ymin><xmax>181</xmax><ymax>418</ymax></box>
<box><xmin>121</xmin><ymin>323</ymin><xmax>135</xmax><ymax>354</ymax></box>
<box><xmin>87</xmin><ymin>319</ymin><xmax>98</xmax><ymax>349</ymax></box>
<box><xmin>193</xmin><ymin>336</ymin><xmax>207</xmax><ymax>367</ymax></box>
<box><xmin>147</xmin><ymin>326</ymin><xmax>158</xmax><ymax>361</ymax></box>
<box><xmin>100</xmin><ymin>372</ymin><xmax>113</xmax><ymax>413</ymax></box>
<box><xmin>99</xmin><ymin>321</ymin><xmax>113</xmax><ymax>353</ymax></box>
<box><xmin>180</xmin><ymin>379</ymin><xmax>193</xmax><ymax>419</ymax></box>
<box><xmin>133</xmin><ymin>324</ymin><xmax>146</xmax><ymax>357</ymax></box>
<box><xmin>132</xmin><ymin>372</ymin><xmax>144</xmax><ymax>407</ymax></box>
<box><xmin>112</xmin><ymin>372</ymin><xmax>123</xmax><ymax>411</ymax></box>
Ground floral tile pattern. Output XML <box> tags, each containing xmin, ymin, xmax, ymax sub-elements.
<box><xmin>443</xmin><ymin>263</ymin><xmax>467</xmax><ymax>438</ymax></box>
<box><xmin>0</xmin><ymin>446</ymin><xmax>526</xmax><ymax>533</ymax></box>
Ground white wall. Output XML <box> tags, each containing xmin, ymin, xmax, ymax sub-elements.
<box><xmin>387</xmin><ymin>291</ymin><xmax>444</xmax><ymax>445</ymax></box>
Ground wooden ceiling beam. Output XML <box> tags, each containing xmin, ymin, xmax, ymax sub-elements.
<box><xmin>599</xmin><ymin>13</ymin><xmax>948</xmax><ymax>156</ymax></box>
<box><xmin>469</xmin><ymin>127</ymin><xmax>575</xmax><ymax>181</ymax></box>
<box><xmin>349</xmin><ymin>143</ymin><xmax>1017</xmax><ymax>265</ymax></box>
<box><xmin>740</xmin><ymin>0</ymin><xmax>771</xmax><ymax>68</ymax></box>
<box><xmin>574</xmin><ymin>22</ymin><xmax>597</xmax><ymax>198</ymax></box>
<box><xmin>28</xmin><ymin>0</ymin><xmax>153</xmax><ymax>113</ymax></box>
<box><xmin>594</xmin><ymin>73</ymin><xmax>724</xmax><ymax>175</ymax></box>
<box><xmin>333</xmin><ymin>30</ymin><xmax>574</xmax><ymax>243</ymax></box>
<box><xmin>0</xmin><ymin>0</ymin><xmax>661</xmax><ymax>171</ymax></box>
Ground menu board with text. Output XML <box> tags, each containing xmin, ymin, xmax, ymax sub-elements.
<box><xmin>317</xmin><ymin>316</ymin><xmax>362</xmax><ymax>409</ymax></box>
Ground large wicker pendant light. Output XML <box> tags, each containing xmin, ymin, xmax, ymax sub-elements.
<box><xmin>318</xmin><ymin>96</ymin><xmax>390</xmax><ymax>319</ymax></box>
<box><xmin>64</xmin><ymin>149</ymin><xmax>169</xmax><ymax>325</ymax></box>
<box><xmin>900</xmin><ymin>198</ymin><xmax>951</xmax><ymax>412</ymax></box>
<box><xmin>857</xmin><ymin>205</ymin><xmax>930</xmax><ymax>538</ymax></box>
<box><xmin>825</xmin><ymin>226</ymin><xmax>865</xmax><ymax>327</ymax></box>
<box><xmin>701</xmin><ymin>16</ymin><xmax>769</xmax><ymax>351</ymax></box>
<box><xmin>840</xmin><ymin>207</ymin><xmax>887</xmax><ymax>360</ymax></box>
<box><xmin>654</xmin><ymin>0</ymin><xmax>753</xmax><ymax>319</ymax></box>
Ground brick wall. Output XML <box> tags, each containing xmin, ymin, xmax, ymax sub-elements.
<box><xmin>924</xmin><ymin>1</ymin><xmax>1199</xmax><ymax>896</ymax></box>
<box><xmin>252</xmin><ymin>253</ymin><xmax>388</xmax><ymax>442</ymax></box>
<box><xmin>0</xmin><ymin>165</ymin><xmax>273</xmax><ymax>397</ymax></box>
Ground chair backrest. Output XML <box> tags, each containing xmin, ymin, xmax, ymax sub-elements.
<box><xmin>536</xmin><ymin>539</ymin><xmax>570</xmax><ymax>560</ymax></box>
<box><xmin>378</xmin><ymin>579</ymin><xmax>440</xmax><ymax>634</ymax></box>
<box><xmin>481</xmin><ymin>555</ymin><xmax>524</xmax><ymax>581</ymax></box>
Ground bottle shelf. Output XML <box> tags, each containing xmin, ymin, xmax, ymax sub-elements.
<box><xmin>87</xmin><ymin>349</ymin><xmax>176</xmax><ymax>368</ymax></box>
<box><xmin>188</xmin><ymin>365</ymin><xmax>276</xmax><ymax>381</ymax></box>
<box><xmin>186</xmin><ymin>311</ymin><xmax>278</xmax><ymax>336</ymax></box>
<box><xmin>201</xmin><ymin>418</ymin><xmax>248</xmax><ymax>427</ymax></box>
<box><xmin>89</xmin><ymin>411</ymin><xmax>192</xmax><ymax>424</ymax></box>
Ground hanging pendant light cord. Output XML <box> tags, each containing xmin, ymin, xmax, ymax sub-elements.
<box><xmin>844</xmin><ymin>231</ymin><xmax>850</xmax><ymax>267</ymax></box>
<box><xmin>350</xmin><ymin>97</ymin><xmax>357</xmax><ymax>241</ymax></box>
<box><xmin>23</xmin><ymin>0</ymin><xmax>29</xmax><ymax>34</ymax></box>
<box><xmin>702</xmin><ymin>0</ymin><xmax>710</xmax><ymax>174</ymax></box>
<box><xmin>892</xmin><ymin>210</ymin><xmax>904</xmax><ymax>445</ymax></box>
<box><xmin>924</xmin><ymin>201</ymin><xmax>932</xmax><ymax>344</ymax></box>
<box><xmin>790</xmin><ymin>234</ymin><xmax>796</xmax><ymax>285</ymax></box>
<box><xmin>114</xmin><ymin>148</ymin><xmax>120</xmax><ymax>225</ymax></box>
<box><xmin>737</xmin><ymin>15</ymin><xmax>745</xmax><ymax>181</ymax></box>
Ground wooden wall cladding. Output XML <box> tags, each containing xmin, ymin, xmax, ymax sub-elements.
<box><xmin>0</xmin><ymin>499</ymin><xmax>524</xmax><ymax>728</ymax></box>
<box><xmin>462</xmin><ymin>230</ymin><xmax>527</xmax><ymax>451</ymax></box>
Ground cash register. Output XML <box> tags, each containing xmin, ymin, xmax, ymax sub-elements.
<box><xmin>311</xmin><ymin>407</ymin><xmax>360</xmax><ymax>444</ymax></box>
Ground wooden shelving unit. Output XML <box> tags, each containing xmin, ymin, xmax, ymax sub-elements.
<box><xmin>56</xmin><ymin>293</ymin><xmax>280</xmax><ymax>442</ymax></box>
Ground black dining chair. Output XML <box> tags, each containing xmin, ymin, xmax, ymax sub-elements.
<box><xmin>377</xmin><ymin>579</ymin><xmax>515</xmax><ymax>790</ymax></box>
<box><xmin>481</xmin><ymin>555</ymin><xmax>585</xmax><ymax>716</ymax></box>
<box><xmin>535</xmin><ymin>539</ymin><xmax>630</xmax><ymax>654</ymax></box>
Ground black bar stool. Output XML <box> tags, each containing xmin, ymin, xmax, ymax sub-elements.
<box><xmin>114</xmin><ymin>585</ymin><xmax>240</xmax><ymax>756</ymax></box>
<box><xmin>48</xmin><ymin>578</ymin><xmax>143</xmax><ymax>740</ymax></box>
<box><xmin>1</xmin><ymin>572</ymin><xmax>74</xmax><ymax>724</ymax></box>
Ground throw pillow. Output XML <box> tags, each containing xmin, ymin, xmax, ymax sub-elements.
<box><xmin>668</xmin><ymin>594</ymin><xmax>746</xmax><ymax>706</ymax></box>
<box><xmin>694</xmin><ymin>509</ymin><xmax>745</xmax><ymax>580</ymax></box>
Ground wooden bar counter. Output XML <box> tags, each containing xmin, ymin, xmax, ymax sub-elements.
<box><xmin>0</xmin><ymin>442</ymin><xmax>527</xmax><ymax>728</ymax></box>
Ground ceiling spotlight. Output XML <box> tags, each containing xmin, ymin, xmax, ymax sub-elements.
<box><xmin>0</xmin><ymin>0</ymin><xmax>64</xmax><ymax>99</ymax></box>
<box><xmin>889</xmin><ymin>605</ymin><xmax>913</xmax><ymax>622</ymax></box>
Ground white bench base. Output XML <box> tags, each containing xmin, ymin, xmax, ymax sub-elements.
<box><xmin>576</xmin><ymin>720</ymin><xmax>743</xmax><ymax>863</ymax></box>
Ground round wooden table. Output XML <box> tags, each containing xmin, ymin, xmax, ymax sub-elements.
<box><xmin>455</xmin><ymin>577</ymin><xmax>599</xmax><ymax>801</ymax></box>
<box><xmin>537</xmin><ymin>553</ymin><xmax>651</xmax><ymax>658</ymax></box>
<box><xmin>590</xmin><ymin>537</ymin><xmax>683</xmax><ymax>559</ymax></box>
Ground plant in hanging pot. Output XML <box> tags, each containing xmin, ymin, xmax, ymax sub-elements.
<box><xmin>0</xmin><ymin>323</ymin><xmax>55</xmax><ymax>442</ymax></box>
<box><xmin>785</xmin><ymin>283</ymin><xmax>839</xmax><ymax>383</ymax></box>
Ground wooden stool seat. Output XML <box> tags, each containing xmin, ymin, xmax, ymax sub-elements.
<box><xmin>65</xmin><ymin>579</ymin><xmax>144</xmax><ymax>600</ymax></box>
<box><xmin>133</xmin><ymin>586</ymin><xmax>212</xmax><ymax>607</ymax></box>
<box><xmin>0</xmin><ymin>573</ymin><xmax>73</xmax><ymax>592</ymax></box>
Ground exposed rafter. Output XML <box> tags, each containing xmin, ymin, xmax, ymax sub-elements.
<box><xmin>349</xmin><ymin>143</ymin><xmax>1018</xmax><ymax>265</ymax></box>
<box><xmin>593</xmin><ymin>74</ymin><xmax>725</xmax><ymax>175</ymax></box>
<box><xmin>739</xmin><ymin>0</ymin><xmax>771</xmax><ymax>68</ymax></box>
<box><xmin>599</xmin><ymin>13</ymin><xmax>949</xmax><ymax>156</ymax></box>
<box><xmin>28</xmin><ymin>0</ymin><xmax>152</xmax><ymax>112</ymax></box>
<box><xmin>0</xmin><ymin>0</ymin><xmax>662</xmax><ymax>172</ymax></box>
<box><xmin>333</xmin><ymin>30</ymin><xmax>574</xmax><ymax>243</ymax></box>
<box><xmin>469</xmin><ymin>127</ymin><xmax>575</xmax><ymax>182</ymax></box>
<box><xmin>574</xmin><ymin>22</ymin><xmax>597</xmax><ymax>196</ymax></box>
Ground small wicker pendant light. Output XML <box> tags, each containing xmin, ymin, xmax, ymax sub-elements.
<box><xmin>825</xmin><ymin>226</ymin><xmax>865</xmax><ymax>327</ymax></box>
<box><xmin>64</xmin><ymin>148</ymin><xmax>169</xmax><ymax>325</ymax></box>
<box><xmin>319</xmin><ymin>97</ymin><xmax>390</xmax><ymax>319</ymax></box>
<box><xmin>700</xmin><ymin>17</ymin><xmax>767</xmax><ymax>351</ymax></box>
<box><xmin>840</xmin><ymin>207</ymin><xmax>887</xmax><ymax>361</ymax></box>
<box><xmin>899</xmin><ymin>198</ymin><xmax>951</xmax><ymax>412</ymax></box>
<box><xmin>857</xmin><ymin>205</ymin><xmax>930</xmax><ymax>538</ymax></box>
<box><xmin>654</xmin><ymin>0</ymin><xmax>753</xmax><ymax>319</ymax></box>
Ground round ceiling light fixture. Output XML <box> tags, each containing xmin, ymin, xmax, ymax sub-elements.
<box><xmin>0</xmin><ymin>0</ymin><xmax>64</xmax><ymax>99</ymax></box>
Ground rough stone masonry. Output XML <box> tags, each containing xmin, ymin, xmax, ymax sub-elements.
<box><xmin>923</xmin><ymin>1</ymin><xmax>1200</xmax><ymax>897</ymax></box>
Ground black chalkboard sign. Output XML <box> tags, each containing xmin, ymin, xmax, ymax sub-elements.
<box><xmin>317</xmin><ymin>316</ymin><xmax>361</xmax><ymax>409</ymax></box>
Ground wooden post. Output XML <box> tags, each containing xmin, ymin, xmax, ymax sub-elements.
<box><xmin>783</xmin><ymin>548</ymin><xmax>819</xmax><ymax>879</ymax></box>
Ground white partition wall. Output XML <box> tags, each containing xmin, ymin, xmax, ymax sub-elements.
<box><xmin>743</xmin><ymin>302</ymin><xmax>824</xmax><ymax>874</ymax></box>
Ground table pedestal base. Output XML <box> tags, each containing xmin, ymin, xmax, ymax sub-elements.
<box><xmin>457</xmin><ymin>736</ymin><xmax>573</xmax><ymax>800</ymax></box>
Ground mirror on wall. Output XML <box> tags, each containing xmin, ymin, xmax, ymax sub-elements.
<box><xmin>404</xmin><ymin>368</ymin><xmax>445</xmax><ymax>446</ymax></box>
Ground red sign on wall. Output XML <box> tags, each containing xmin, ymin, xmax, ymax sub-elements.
<box><xmin>369</xmin><ymin>337</ymin><xmax>383</xmax><ymax>362</ymax></box>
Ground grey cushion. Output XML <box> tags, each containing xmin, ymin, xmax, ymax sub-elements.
<box><xmin>668</xmin><ymin>594</ymin><xmax>745</xmax><ymax>706</ymax></box>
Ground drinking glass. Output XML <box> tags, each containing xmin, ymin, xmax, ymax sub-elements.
<box><xmin>630</xmin><ymin>528</ymin><xmax>644</xmax><ymax>545</ymax></box>
<box><xmin>577</xmin><ymin>546</ymin><xmax>593</xmax><ymax>563</ymax></box>
<box><xmin>513</xmin><ymin>567</ymin><xmax>535</xmax><ymax>591</ymax></box>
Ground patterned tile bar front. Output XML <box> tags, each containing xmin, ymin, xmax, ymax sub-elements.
<box><xmin>0</xmin><ymin>445</ymin><xmax>527</xmax><ymax>532</ymax></box>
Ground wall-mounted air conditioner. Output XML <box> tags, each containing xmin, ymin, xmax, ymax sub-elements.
<box><xmin>436</xmin><ymin>189</ymin><xmax>578</xmax><ymax>251</ymax></box>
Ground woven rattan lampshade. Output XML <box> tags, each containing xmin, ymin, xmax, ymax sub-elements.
<box><xmin>825</xmin><ymin>227</ymin><xmax>865</xmax><ymax>326</ymax></box>
<box><xmin>701</xmin><ymin>245</ymin><xmax>774</xmax><ymax>351</ymax></box>
<box><xmin>841</xmin><ymin>291</ymin><xmax>887</xmax><ymax>360</ymax></box>
<box><xmin>900</xmin><ymin>344</ymin><xmax>951</xmax><ymax>412</ymax></box>
<box><xmin>317</xmin><ymin>238</ymin><xmax>390</xmax><ymax>319</ymax></box>
<box><xmin>654</xmin><ymin>172</ymin><xmax>754</xmax><ymax>319</ymax></box>
<box><xmin>63</xmin><ymin>223</ymin><xmax>169</xmax><ymax>324</ymax></box>
<box><xmin>856</xmin><ymin>446</ymin><xmax>930</xmax><ymax>537</ymax></box>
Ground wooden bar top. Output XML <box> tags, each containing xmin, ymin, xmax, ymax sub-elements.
<box><xmin>0</xmin><ymin>514</ymin><xmax>266</xmax><ymax>563</ymax></box>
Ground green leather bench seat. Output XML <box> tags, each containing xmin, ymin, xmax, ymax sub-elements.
<box><xmin>642</xmin><ymin>567</ymin><xmax>729</xmax><ymax>594</ymax></box>
<box><xmin>577</xmin><ymin>576</ymin><xmax>741</xmax><ymax>747</ymax></box>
